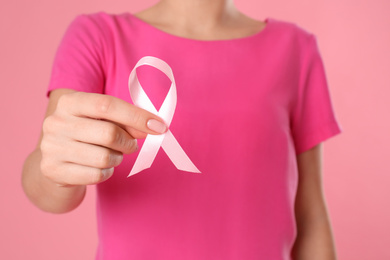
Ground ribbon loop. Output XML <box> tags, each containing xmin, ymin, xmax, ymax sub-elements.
<box><xmin>128</xmin><ymin>56</ymin><xmax>201</xmax><ymax>177</ymax></box>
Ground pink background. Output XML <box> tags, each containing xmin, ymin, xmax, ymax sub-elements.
<box><xmin>1</xmin><ymin>0</ymin><xmax>389</xmax><ymax>259</ymax></box>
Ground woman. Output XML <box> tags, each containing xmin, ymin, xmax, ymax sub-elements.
<box><xmin>22</xmin><ymin>0</ymin><xmax>340</xmax><ymax>259</ymax></box>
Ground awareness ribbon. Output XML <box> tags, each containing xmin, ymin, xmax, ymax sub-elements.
<box><xmin>128</xmin><ymin>56</ymin><xmax>201</xmax><ymax>177</ymax></box>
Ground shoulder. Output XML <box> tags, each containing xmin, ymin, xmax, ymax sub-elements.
<box><xmin>62</xmin><ymin>12</ymin><xmax>138</xmax><ymax>50</ymax></box>
<box><xmin>264</xmin><ymin>18</ymin><xmax>321</xmax><ymax>63</ymax></box>
<box><xmin>69</xmin><ymin>12</ymin><xmax>132</xmax><ymax>32</ymax></box>
<box><xmin>266</xmin><ymin>18</ymin><xmax>316</xmax><ymax>48</ymax></box>
<box><xmin>267</xmin><ymin>18</ymin><xmax>314</xmax><ymax>38</ymax></box>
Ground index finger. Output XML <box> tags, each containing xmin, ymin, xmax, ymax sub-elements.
<box><xmin>59</xmin><ymin>92</ymin><xmax>167</xmax><ymax>135</ymax></box>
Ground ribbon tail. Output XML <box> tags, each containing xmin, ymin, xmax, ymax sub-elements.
<box><xmin>128</xmin><ymin>134</ymin><xmax>165</xmax><ymax>177</ymax></box>
<box><xmin>162</xmin><ymin>130</ymin><xmax>201</xmax><ymax>173</ymax></box>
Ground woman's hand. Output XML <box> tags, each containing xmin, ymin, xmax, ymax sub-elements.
<box><xmin>40</xmin><ymin>91</ymin><xmax>167</xmax><ymax>186</ymax></box>
<box><xmin>22</xmin><ymin>89</ymin><xmax>167</xmax><ymax>212</ymax></box>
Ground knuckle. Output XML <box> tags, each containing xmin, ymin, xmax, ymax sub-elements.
<box><xmin>42</xmin><ymin>115</ymin><xmax>63</xmax><ymax>135</ymax></box>
<box><xmin>98</xmin><ymin>150</ymin><xmax>112</xmax><ymax>168</ymax></box>
<box><xmin>40</xmin><ymin>137</ymin><xmax>55</xmax><ymax>157</ymax></box>
<box><xmin>40</xmin><ymin>158</ymin><xmax>54</xmax><ymax>179</ymax></box>
<box><xmin>57</xmin><ymin>92</ymin><xmax>82</xmax><ymax>114</ymax></box>
<box><xmin>130</xmin><ymin>109</ymin><xmax>144</xmax><ymax>127</ymax></box>
<box><xmin>39</xmin><ymin>145</ymin><xmax>62</xmax><ymax>182</ymax></box>
<box><xmin>39</xmin><ymin>140</ymin><xmax>49</xmax><ymax>154</ymax></box>
<box><xmin>57</xmin><ymin>93</ymin><xmax>72</xmax><ymax>110</ymax></box>
<box><xmin>96</xmin><ymin>95</ymin><xmax>113</xmax><ymax>115</ymax></box>
<box><xmin>101</xmin><ymin>124</ymin><xmax>119</xmax><ymax>146</ymax></box>
<box><xmin>42</xmin><ymin>116</ymin><xmax>55</xmax><ymax>134</ymax></box>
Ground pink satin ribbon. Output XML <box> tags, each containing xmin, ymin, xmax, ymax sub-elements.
<box><xmin>128</xmin><ymin>56</ymin><xmax>201</xmax><ymax>177</ymax></box>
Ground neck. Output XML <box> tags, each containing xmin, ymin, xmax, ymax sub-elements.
<box><xmin>135</xmin><ymin>0</ymin><xmax>265</xmax><ymax>41</ymax></box>
<box><xmin>150</xmin><ymin>0</ymin><xmax>239</xmax><ymax>30</ymax></box>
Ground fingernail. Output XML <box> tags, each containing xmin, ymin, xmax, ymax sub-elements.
<box><xmin>131</xmin><ymin>139</ymin><xmax>139</xmax><ymax>151</ymax></box>
<box><xmin>147</xmin><ymin>119</ymin><xmax>167</xmax><ymax>134</ymax></box>
<box><xmin>102</xmin><ymin>168</ymin><xmax>114</xmax><ymax>180</ymax></box>
<box><xmin>112</xmin><ymin>154</ymin><xmax>123</xmax><ymax>165</ymax></box>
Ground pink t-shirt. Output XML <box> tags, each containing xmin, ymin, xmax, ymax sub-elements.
<box><xmin>48</xmin><ymin>12</ymin><xmax>341</xmax><ymax>260</ymax></box>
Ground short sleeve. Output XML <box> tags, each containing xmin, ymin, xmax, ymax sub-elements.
<box><xmin>47</xmin><ymin>14</ymin><xmax>106</xmax><ymax>95</ymax></box>
<box><xmin>291</xmin><ymin>35</ymin><xmax>342</xmax><ymax>154</ymax></box>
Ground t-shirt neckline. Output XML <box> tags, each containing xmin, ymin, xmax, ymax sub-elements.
<box><xmin>126</xmin><ymin>13</ymin><xmax>272</xmax><ymax>43</ymax></box>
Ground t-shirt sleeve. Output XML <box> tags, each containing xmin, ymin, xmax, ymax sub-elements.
<box><xmin>290</xmin><ymin>35</ymin><xmax>342</xmax><ymax>154</ymax></box>
<box><xmin>47</xmin><ymin>14</ymin><xmax>106</xmax><ymax>95</ymax></box>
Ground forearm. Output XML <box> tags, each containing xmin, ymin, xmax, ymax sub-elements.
<box><xmin>292</xmin><ymin>145</ymin><xmax>337</xmax><ymax>259</ymax></box>
<box><xmin>22</xmin><ymin>149</ymin><xmax>86</xmax><ymax>213</ymax></box>
<box><xmin>291</xmin><ymin>209</ymin><xmax>337</xmax><ymax>260</ymax></box>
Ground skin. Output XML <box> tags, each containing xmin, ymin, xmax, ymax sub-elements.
<box><xmin>292</xmin><ymin>144</ymin><xmax>337</xmax><ymax>259</ymax></box>
<box><xmin>22</xmin><ymin>0</ymin><xmax>337</xmax><ymax>258</ymax></box>
<box><xmin>22</xmin><ymin>89</ymin><xmax>167</xmax><ymax>212</ymax></box>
